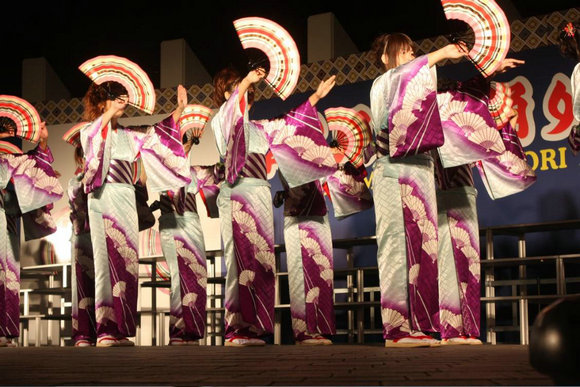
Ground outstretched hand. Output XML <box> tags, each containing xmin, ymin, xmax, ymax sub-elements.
<box><xmin>309</xmin><ymin>75</ymin><xmax>337</xmax><ymax>106</ymax></box>
<box><xmin>173</xmin><ymin>84</ymin><xmax>188</xmax><ymax>122</ymax></box>
<box><xmin>494</xmin><ymin>58</ymin><xmax>525</xmax><ymax>75</ymax></box>
<box><xmin>246</xmin><ymin>67</ymin><xmax>267</xmax><ymax>84</ymax></box>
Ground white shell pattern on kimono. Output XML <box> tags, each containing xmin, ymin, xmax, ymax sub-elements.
<box><xmin>231</xmin><ymin>199</ymin><xmax>244</xmax><ymax>213</ymax></box>
<box><xmin>320</xmin><ymin>269</ymin><xmax>334</xmax><ymax>286</ymax></box>
<box><xmin>389</xmin><ymin>126</ymin><xmax>409</xmax><ymax>156</ymax></box>
<box><xmin>292</xmin><ymin>318</ymin><xmax>307</xmax><ymax>333</ymax></box>
<box><xmin>36</xmin><ymin>175</ymin><xmax>62</xmax><ymax>195</ymax></box>
<box><xmin>72</xmin><ymin>318</ymin><xmax>79</xmax><ymax>331</ymax></box>
<box><xmin>78</xmin><ymin>297</ymin><xmax>94</xmax><ymax>310</ymax></box>
<box><xmin>112</xmin><ymin>281</ymin><xmax>126</xmax><ymax>297</ymax></box>
<box><xmin>239</xmin><ymin>270</ymin><xmax>255</xmax><ymax>287</ymax></box>
<box><xmin>246</xmin><ymin>232</ymin><xmax>269</xmax><ymax>252</ymax></box>
<box><xmin>256</xmin><ymin>250</ymin><xmax>275</xmax><ymax>272</ymax></box>
<box><xmin>226</xmin><ymin>312</ymin><xmax>244</xmax><ymax>327</ymax></box>
<box><xmin>461</xmin><ymin>245</ymin><xmax>480</xmax><ymax>262</ymax></box>
<box><xmin>177</xmin><ymin>245</ymin><xmax>198</xmax><ymax>265</ymax></box>
<box><xmin>469</xmin><ymin>262</ymin><xmax>481</xmax><ymax>279</ymax></box>
<box><xmin>197</xmin><ymin>276</ymin><xmax>207</xmax><ymax>288</ymax></box>
<box><xmin>450</xmin><ymin>225</ymin><xmax>471</xmax><ymax>249</ymax></box>
<box><xmin>188</xmin><ymin>261</ymin><xmax>207</xmax><ymax>277</ymax></box>
<box><xmin>452</xmin><ymin>112</ymin><xmax>490</xmax><ymax>135</ymax></box>
<box><xmin>125</xmin><ymin>262</ymin><xmax>140</xmax><ymax>279</ymax></box>
<box><xmin>400</xmin><ymin>183</ymin><xmax>414</xmax><ymax>198</ymax></box>
<box><xmin>306</xmin><ymin>287</ymin><xmax>320</xmax><ymax>303</ymax></box>
<box><xmin>402</xmin><ymin>66</ymin><xmax>434</xmax><ymax>112</ymax></box>
<box><xmin>233</xmin><ymin>210</ymin><xmax>257</xmax><ymax>234</ymax></box>
<box><xmin>381</xmin><ymin>308</ymin><xmax>407</xmax><ymax>330</ymax></box>
<box><xmin>402</xmin><ymin>195</ymin><xmax>427</xmax><ymax>221</ymax></box>
<box><xmin>468</xmin><ymin>127</ymin><xmax>505</xmax><ymax>153</ymax></box>
<box><xmin>392</xmin><ymin>108</ymin><xmax>418</xmax><ymax>130</ymax></box>
<box><xmin>174</xmin><ymin>317</ymin><xmax>186</xmax><ymax>329</ymax></box>
<box><xmin>182</xmin><ymin>292</ymin><xmax>198</xmax><ymax>307</ymax></box>
<box><xmin>302</xmin><ymin>237</ymin><xmax>322</xmax><ymax>256</ymax></box>
<box><xmin>422</xmin><ymin>239</ymin><xmax>439</xmax><ymax>262</ymax></box>
<box><xmin>408</xmin><ymin>263</ymin><xmax>420</xmax><ymax>285</ymax></box>
<box><xmin>440</xmin><ymin>309</ymin><xmax>463</xmax><ymax>330</ymax></box>
<box><xmin>312</xmin><ymin>253</ymin><xmax>330</xmax><ymax>269</ymax></box>
<box><xmin>118</xmin><ymin>246</ymin><xmax>138</xmax><ymax>263</ymax></box>
<box><xmin>438</xmin><ymin>96</ymin><xmax>468</xmax><ymax>121</ymax></box>
<box><xmin>497</xmin><ymin>151</ymin><xmax>529</xmax><ymax>175</ymax></box>
<box><xmin>268</xmin><ymin>120</ymin><xmax>294</xmax><ymax>144</ymax></box>
<box><xmin>302</xmin><ymin>145</ymin><xmax>336</xmax><ymax>168</ymax></box>
<box><xmin>419</xmin><ymin>219</ymin><xmax>437</xmax><ymax>241</ymax></box>
<box><xmin>96</xmin><ymin>306</ymin><xmax>117</xmax><ymax>322</ymax></box>
<box><xmin>284</xmin><ymin>135</ymin><xmax>316</xmax><ymax>156</ymax></box>
<box><xmin>460</xmin><ymin>282</ymin><xmax>468</xmax><ymax>296</ymax></box>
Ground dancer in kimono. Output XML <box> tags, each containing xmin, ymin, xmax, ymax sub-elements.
<box><xmin>157</xmin><ymin>136</ymin><xmax>222</xmax><ymax>345</ymax></box>
<box><xmin>275</xmin><ymin>175</ymin><xmax>335</xmax><ymax>345</ymax></box>
<box><xmin>80</xmin><ymin>82</ymin><xmax>190</xmax><ymax>347</ymax></box>
<box><xmin>558</xmin><ymin>20</ymin><xmax>580</xmax><ymax>154</ymax></box>
<box><xmin>211</xmin><ymin>67</ymin><xmax>336</xmax><ymax>346</ymax></box>
<box><xmin>66</xmin><ymin>142</ymin><xmax>97</xmax><ymax>347</ymax></box>
<box><xmin>369</xmin><ymin>33</ymin><xmax>467</xmax><ymax>347</ymax></box>
<box><xmin>0</xmin><ymin>120</ymin><xmax>63</xmax><ymax>347</ymax></box>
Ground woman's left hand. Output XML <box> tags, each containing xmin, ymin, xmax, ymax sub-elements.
<box><xmin>173</xmin><ymin>84</ymin><xmax>188</xmax><ymax>122</ymax></box>
<box><xmin>309</xmin><ymin>75</ymin><xmax>337</xmax><ymax>106</ymax></box>
<box><xmin>494</xmin><ymin>58</ymin><xmax>525</xmax><ymax>75</ymax></box>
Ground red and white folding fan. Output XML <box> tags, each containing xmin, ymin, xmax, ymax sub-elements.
<box><xmin>0</xmin><ymin>140</ymin><xmax>23</xmax><ymax>154</ymax></box>
<box><xmin>325</xmin><ymin>107</ymin><xmax>372</xmax><ymax>168</ymax></box>
<box><xmin>179</xmin><ymin>104</ymin><xmax>213</xmax><ymax>144</ymax></box>
<box><xmin>233</xmin><ymin>17</ymin><xmax>300</xmax><ymax>100</ymax></box>
<box><xmin>441</xmin><ymin>0</ymin><xmax>510</xmax><ymax>77</ymax></box>
<box><xmin>79</xmin><ymin>55</ymin><xmax>156</xmax><ymax>114</ymax></box>
<box><xmin>488</xmin><ymin>81</ymin><xmax>514</xmax><ymax>129</ymax></box>
<box><xmin>0</xmin><ymin>95</ymin><xmax>42</xmax><ymax>143</ymax></box>
<box><xmin>62</xmin><ymin>122</ymin><xmax>91</xmax><ymax>147</ymax></box>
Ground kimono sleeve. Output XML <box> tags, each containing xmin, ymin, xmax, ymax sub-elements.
<box><xmin>9</xmin><ymin>145</ymin><xmax>64</xmax><ymax>214</ymax></box>
<box><xmin>22</xmin><ymin>205</ymin><xmax>57</xmax><ymax>241</ymax></box>
<box><xmin>133</xmin><ymin>115</ymin><xmax>191</xmax><ymax>192</ymax></box>
<box><xmin>192</xmin><ymin>164</ymin><xmax>223</xmax><ymax>218</ymax></box>
<box><xmin>254</xmin><ymin>100</ymin><xmax>337</xmax><ymax>188</ymax></box>
<box><xmin>569</xmin><ymin>63</ymin><xmax>580</xmax><ymax>154</ymax></box>
<box><xmin>325</xmin><ymin>169</ymin><xmax>373</xmax><ymax>220</ymax></box>
<box><xmin>370</xmin><ymin>55</ymin><xmax>444</xmax><ymax>158</ymax></box>
<box><xmin>80</xmin><ymin>117</ymin><xmax>111</xmax><ymax>193</ymax></box>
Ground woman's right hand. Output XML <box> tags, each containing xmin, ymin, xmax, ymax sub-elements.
<box><xmin>444</xmin><ymin>42</ymin><xmax>469</xmax><ymax>59</ymax></box>
<box><xmin>108</xmin><ymin>96</ymin><xmax>128</xmax><ymax>115</ymax></box>
<box><xmin>246</xmin><ymin>67</ymin><xmax>267</xmax><ymax>84</ymax></box>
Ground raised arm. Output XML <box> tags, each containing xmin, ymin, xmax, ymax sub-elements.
<box><xmin>427</xmin><ymin>42</ymin><xmax>468</xmax><ymax>67</ymax></box>
<box><xmin>308</xmin><ymin>75</ymin><xmax>336</xmax><ymax>107</ymax></box>
<box><xmin>172</xmin><ymin>85</ymin><xmax>188</xmax><ymax>123</ymax></box>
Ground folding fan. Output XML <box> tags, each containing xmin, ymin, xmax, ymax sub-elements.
<box><xmin>62</xmin><ymin>122</ymin><xmax>91</xmax><ymax>147</ymax></box>
<box><xmin>0</xmin><ymin>95</ymin><xmax>42</xmax><ymax>143</ymax></box>
<box><xmin>441</xmin><ymin>0</ymin><xmax>510</xmax><ymax>77</ymax></box>
<box><xmin>0</xmin><ymin>140</ymin><xmax>23</xmax><ymax>154</ymax></box>
<box><xmin>325</xmin><ymin>107</ymin><xmax>371</xmax><ymax>168</ymax></box>
<box><xmin>233</xmin><ymin>17</ymin><xmax>300</xmax><ymax>100</ymax></box>
<box><xmin>179</xmin><ymin>104</ymin><xmax>213</xmax><ymax>144</ymax></box>
<box><xmin>79</xmin><ymin>55</ymin><xmax>156</xmax><ymax>114</ymax></box>
<box><xmin>488</xmin><ymin>81</ymin><xmax>513</xmax><ymax>129</ymax></box>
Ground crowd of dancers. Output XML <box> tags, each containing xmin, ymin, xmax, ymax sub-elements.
<box><xmin>1</xmin><ymin>19</ymin><xmax>579</xmax><ymax>349</ymax></box>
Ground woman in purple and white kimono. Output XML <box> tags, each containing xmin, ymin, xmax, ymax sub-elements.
<box><xmin>157</xmin><ymin>137</ymin><xmax>222</xmax><ymax>345</ymax></box>
<box><xmin>369</xmin><ymin>33</ymin><xmax>467</xmax><ymax>347</ymax></box>
<box><xmin>558</xmin><ymin>19</ymin><xmax>580</xmax><ymax>154</ymax></box>
<box><xmin>0</xmin><ymin>120</ymin><xmax>63</xmax><ymax>347</ymax></box>
<box><xmin>211</xmin><ymin>67</ymin><xmax>337</xmax><ymax>346</ymax></box>
<box><xmin>67</xmin><ymin>145</ymin><xmax>97</xmax><ymax>347</ymax></box>
<box><xmin>80</xmin><ymin>82</ymin><xmax>190</xmax><ymax>347</ymax></box>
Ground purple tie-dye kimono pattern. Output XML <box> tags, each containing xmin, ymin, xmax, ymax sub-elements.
<box><xmin>212</xmin><ymin>87</ymin><xmax>336</xmax><ymax>340</ymax></box>
<box><xmin>476</xmin><ymin>122</ymin><xmax>536</xmax><ymax>199</ymax></box>
<box><xmin>281</xmin><ymin>177</ymin><xmax>335</xmax><ymax>339</ymax></box>
<box><xmin>437</xmin><ymin>85</ymin><xmax>505</xmax><ymax>168</ymax></box>
<box><xmin>370</xmin><ymin>56</ymin><xmax>442</xmax><ymax>339</ymax></box>
<box><xmin>325</xmin><ymin>169</ymin><xmax>373</xmax><ymax>220</ymax></box>
<box><xmin>257</xmin><ymin>100</ymin><xmax>337</xmax><ymax>188</ymax></box>
<box><xmin>371</xmin><ymin>55</ymin><xmax>444</xmax><ymax>159</ymax></box>
<box><xmin>159</xmin><ymin>169</ymin><xmax>208</xmax><ymax>340</ymax></box>
<box><xmin>192</xmin><ymin>165</ymin><xmax>223</xmax><ymax>218</ymax></box>
<box><xmin>81</xmin><ymin>115</ymin><xmax>190</xmax><ymax>338</ymax></box>
<box><xmin>0</xmin><ymin>145</ymin><xmax>63</xmax><ymax>339</ymax></box>
<box><xmin>68</xmin><ymin>173</ymin><xmax>97</xmax><ymax>342</ymax></box>
<box><xmin>434</xmin><ymin>159</ymin><xmax>480</xmax><ymax>339</ymax></box>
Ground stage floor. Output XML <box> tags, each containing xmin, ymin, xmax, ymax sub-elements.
<box><xmin>0</xmin><ymin>344</ymin><xmax>551</xmax><ymax>385</ymax></box>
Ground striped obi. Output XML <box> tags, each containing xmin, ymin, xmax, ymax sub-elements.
<box><xmin>0</xmin><ymin>189</ymin><xmax>4</xmax><ymax>210</ymax></box>
<box><xmin>433</xmin><ymin>152</ymin><xmax>474</xmax><ymax>190</ymax></box>
<box><xmin>375</xmin><ymin>129</ymin><xmax>389</xmax><ymax>158</ymax></box>
<box><xmin>160</xmin><ymin>188</ymin><xmax>197</xmax><ymax>216</ymax></box>
<box><xmin>105</xmin><ymin>159</ymin><xmax>139</xmax><ymax>185</ymax></box>
<box><xmin>239</xmin><ymin>153</ymin><xmax>267</xmax><ymax>180</ymax></box>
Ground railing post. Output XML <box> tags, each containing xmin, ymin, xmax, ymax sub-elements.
<box><xmin>274</xmin><ymin>249</ymin><xmax>282</xmax><ymax>345</ymax></box>
<box><xmin>485</xmin><ymin>229</ymin><xmax>496</xmax><ymax>344</ymax></box>
<box><xmin>556</xmin><ymin>257</ymin><xmax>566</xmax><ymax>296</ymax></box>
<box><xmin>518</xmin><ymin>234</ymin><xmax>529</xmax><ymax>345</ymax></box>
<box><xmin>346</xmin><ymin>247</ymin><xmax>354</xmax><ymax>343</ymax></box>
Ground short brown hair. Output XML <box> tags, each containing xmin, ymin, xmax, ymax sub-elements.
<box><xmin>212</xmin><ymin>67</ymin><xmax>242</xmax><ymax>107</ymax></box>
<box><xmin>82</xmin><ymin>81</ymin><xmax>128</xmax><ymax>122</ymax></box>
<box><xmin>370</xmin><ymin>33</ymin><xmax>414</xmax><ymax>71</ymax></box>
